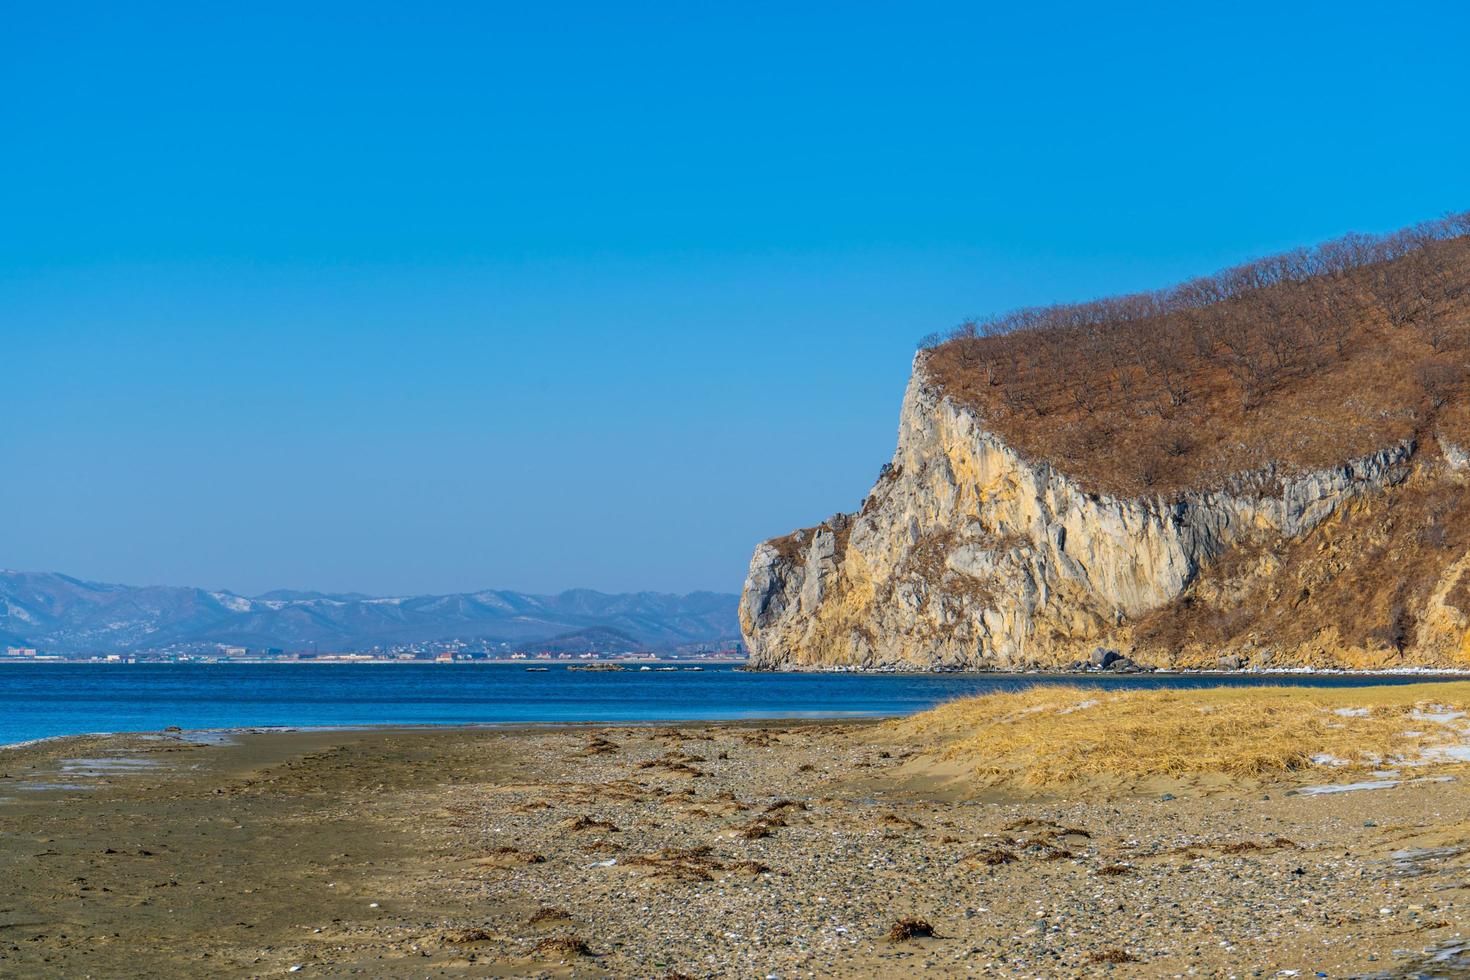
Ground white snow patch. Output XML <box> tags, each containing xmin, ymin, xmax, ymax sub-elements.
<box><xmin>1298</xmin><ymin>775</ymin><xmax>1455</xmax><ymax>796</ymax></box>
<box><xmin>1411</xmin><ymin>707</ymin><xmax>1467</xmax><ymax>725</ymax></box>
<box><xmin>1334</xmin><ymin>707</ymin><xmax>1370</xmax><ymax>717</ymax></box>
<box><xmin>4</xmin><ymin>602</ymin><xmax>38</xmax><ymax>624</ymax></box>
<box><xmin>1297</xmin><ymin>779</ymin><xmax>1400</xmax><ymax>795</ymax></box>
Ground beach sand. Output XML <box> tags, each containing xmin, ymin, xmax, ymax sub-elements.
<box><xmin>2</xmin><ymin>718</ymin><xmax>1469</xmax><ymax>977</ymax></box>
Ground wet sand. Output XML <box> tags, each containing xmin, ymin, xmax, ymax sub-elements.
<box><xmin>2</xmin><ymin>722</ymin><xmax>1469</xmax><ymax>977</ymax></box>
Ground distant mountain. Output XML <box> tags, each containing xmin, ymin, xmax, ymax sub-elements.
<box><xmin>251</xmin><ymin>589</ymin><xmax>374</xmax><ymax>602</ymax></box>
<box><xmin>0</xmin><ymin>570</ymin><xmax>740</xmax><ymax>655</ymax></box>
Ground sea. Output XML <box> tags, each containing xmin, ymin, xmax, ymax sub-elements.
<box><xmin>2</xmin><ymin>662</ymin><xmax>1466</xmax><ymax>747</ymax></box>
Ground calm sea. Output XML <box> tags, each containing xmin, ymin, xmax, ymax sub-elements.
<box><xmin>1</xmin><ymin>662</ymin><xmax>1464</xmax><ymax>746</ymax></box>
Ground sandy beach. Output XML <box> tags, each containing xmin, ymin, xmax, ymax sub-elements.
<box><xmin>3</xmin><ymin>694</ymin><xmax>1470</xmax><ymax>978</ymax></box>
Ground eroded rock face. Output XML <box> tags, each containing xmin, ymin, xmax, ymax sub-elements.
<box><xmin>740</xmin><ymin>357</ymin><xmax>1419</xmax><ymax>670</ymax></box>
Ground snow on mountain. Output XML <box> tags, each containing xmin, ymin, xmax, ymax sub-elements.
<box><xmin>0</xmin><ymin>570</ymin><xmax>740</xmax><ymax>654</ymax></box>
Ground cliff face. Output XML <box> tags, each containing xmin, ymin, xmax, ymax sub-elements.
<box><xmin>740</xmin><ymin>358</ymin><xmax>1470</xmax><ymax>670</ymax></box>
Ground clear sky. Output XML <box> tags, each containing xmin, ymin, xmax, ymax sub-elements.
<box><xmin>3</xmin><ymin>2</ymin><xmax>1468</xmax><ymax>597</ymax></box>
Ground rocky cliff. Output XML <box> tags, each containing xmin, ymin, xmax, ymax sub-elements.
<box><xmin>740</xmin><ymin>356</ymin><xmax>1470</xmax><ymax>671</ymax></box>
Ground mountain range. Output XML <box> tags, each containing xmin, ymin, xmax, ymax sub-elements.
<box><xmin>0</xmin><ymin>570</ymin><xmax>740</xmax><ymax>655</ymax></box>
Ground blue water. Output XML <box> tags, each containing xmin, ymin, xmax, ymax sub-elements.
<box><xmin>1</xmin><ymin>663</ymin><xmax>1464</xmax><ymax>746</ymax></box>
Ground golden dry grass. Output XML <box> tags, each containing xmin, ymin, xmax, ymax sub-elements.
<box><xmin>890</xmin><ymin>682</ymin><xmax>1470</xmax><ymax>786</ymax></box>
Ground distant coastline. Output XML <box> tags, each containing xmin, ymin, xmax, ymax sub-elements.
<box><xmin>0</xmin><ymin>654</ymin><xmax>746</xmax><ymax>666</ymax></box>
<box><xmin>0</xmin><ymin>569</ymin><xmax>741</xmax><ymax>661</ymax></box>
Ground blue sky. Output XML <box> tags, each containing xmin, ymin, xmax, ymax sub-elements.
<box><xmin>3</xmin><ymin>2</ymin><xmax>1468</xmax><ymax>596</ymax></box>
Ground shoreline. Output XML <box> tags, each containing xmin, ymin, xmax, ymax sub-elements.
<box><xmin>0</xmin><ymin>715</ymin><xmax>881</xmax><ymax>753</ymax></box>
<box><xmin>6</xmin><ymin>657</ymin><xmax>1470</xmax><ymax>675</ymax></box>
<box><xmin>0</xmin><ymin>657</ymin><xmax>749</xmax><ymax>666</ymax></box>
<box><xmin>4</xmin><ymin>709</ymin><xmax>1469</xmax><ymax>976</ymax></box>
<box><xmin>8</xmin><ymin>670</ymin><xmax>1470</xmax><ymax>750</ymax></box>
<box><xmin>744</xmin><ymin>663</ymin><xmax>1470</xmax><ymax>675</ymax></box>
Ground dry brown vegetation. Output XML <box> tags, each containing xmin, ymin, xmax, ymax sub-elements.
<box><xmin>1218</xmin><ymin>837</ymin><xmax>1297</xmax><ymax>855</ymax></box>
<box><xmin>893</xmin><ymin>683</ymin><xmax>1470</xmax><ymax>787</ymax></box>
<box><xmin>769</xmin><ymin>512</ymin><xmax>853</xmax><ymax>565</ymax></box>
<box><xmin>1133</xmin><ymin>475</ymin><xmax>1470</xmax><ymax>664</ymax></box>
<box><xmin>561</xmin><ymin>815</ymin><xmax>620</xmax><ymax>833</ymax></box>
<box><xmin>737</xmin><ymin>816</ymin><xmax>784</xmax><ymax>839</ymax></box>
<box><xmin>885</xmin><ymin>917</ymin><xmax>936</xmax><ymax>943</ymax></box>
<box><xmin>532</xmin><ymin>935</ymin><xmax>593</xmax><ymax>957</ymax></box>
<box><xmin>1094</xmin><ymin>864</ymin><xmax>1133</xmax><ymax>876</ymax></box>
<box><xmin>469</xmin><ymin>846</ymin><xmax>545</xmax><ymax>867</ymax></box>
<box><xmin>582</xmin><ymin>736</ymin><xmax>619</xmax><ymax>756</ymax></box>
<box><xmin>637</xmin><ymin>752</ymin><xmax>706</xmax><ymax>777</ymax></box>
<box><xmin>624</xmin><ymin>845</ymin><xmax>727</xmax><ymax>882</ymax></box>
<box><xmin>922</xmin><ymin>212</ymin><xmax>1470</xmax><ymax>495</ymax></box>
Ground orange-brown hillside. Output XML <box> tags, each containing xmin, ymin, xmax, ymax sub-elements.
<box><xmin>923</xmin><ymin>213</ymin><xmax>1470</xmax><ymax>497</ymax></box>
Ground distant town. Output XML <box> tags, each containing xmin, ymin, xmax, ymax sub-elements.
<box><xmin>1</xmin><ymin>643</ymin><xmax>745</xmax><ymax>664</ymax></box>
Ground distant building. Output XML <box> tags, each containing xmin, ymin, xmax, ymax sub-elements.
<box><xmin>5</xmin><ymin>647</ymin><xmax>38</xmax><ymax>657</ymax></box>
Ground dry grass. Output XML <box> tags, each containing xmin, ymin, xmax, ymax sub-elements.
<box><xmin>624</xmin><ymin>845</ymin><xmax>725</xmax><ymax>882</ymax></box>
<box><xmin>879</xmin><ymin>814</ymin><xmax>923</xmax><ymax>830</ymax></box>
<box><xmin>637</xmin><ymin>753</ymin><xmax>706</xmax><ymax>777</ymax></box>
<box><xmin>527</xmin><ymin>906</ymin><xmax>571</xmax><ymax>925</ymax></box>
<box><xmin>1218</xmin><ymin>837</ymin><xmax>1297</xmax><ymax>854</ymax></box>
<box><xmin>1086</xmin><ymin>948</ymin><xmax>1140</xmax><ymax>964</ymax></box>
<box><xmin>582</xmin><ymin>737</ymin><xmax>619</xmax><ymax>756</ymax></box>
<box><xmin>532</xmin><ymin>935</ymin><xmax>593</xmax><ymax>958</ymax></box>
<box><xmin>886</xmin><ymin>917</ymin><xmax>936</xmax><ymax>942</ymax></box>
<box><xmin>1133</xmin><ymin>473</ymin><xmax>1470</xmax><ymax>663</ymax></box>
<box><xmin>469</xmin><ymin>846</ymin><xmax>545</xmax><ymax>867</ymax></box>
<box><xmin>923</xmin><ymin>227</ymin><xmax>1470</xmax><ymax>497</ymax></box>
<box><xmin>892</xmin><ymin>682</ymin><xmax>1470</xmax><ymax>787</ymax></box>
<box><xmin>561</xmin><ymin>815</ymin><xmax>621</xmax><ymax>833</ymax></box>
<box><xmin>728</xmin><ymin>859</ymin><xmax>770</xmax><ymax>875</ymax></box>
<box><xmin>736</xmin><ymin>816</ymin><xmax>784</xmax><ymax>840</ymax></box>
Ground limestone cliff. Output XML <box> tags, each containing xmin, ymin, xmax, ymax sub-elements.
<box><xmin>740</xmin><ymin>356</ymin><xmax>1470</xmax><ymax>671</ymax></box>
